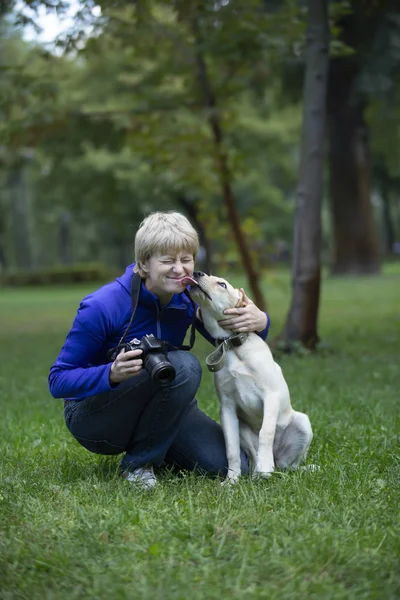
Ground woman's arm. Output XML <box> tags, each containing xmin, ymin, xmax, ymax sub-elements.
<box><xmin>48</xmin><ymin>296</ymin><xmax>115</xmax><ymax>400</ymax></box>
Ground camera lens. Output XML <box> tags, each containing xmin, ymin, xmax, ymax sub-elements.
<box><xmin>144</xmin><ymin>354</ymin><xmax>176</xmax><ymax>383</ymax></box>
<box><xmin>153</xmin><ymin>363</ymin><xmax>176</xmax><ymax>383</ymax></box>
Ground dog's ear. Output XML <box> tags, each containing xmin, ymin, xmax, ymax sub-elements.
<box><xmin>236</xmin><ymin>289</ymin><xmax>247</xmax><ymax>308</ymax></box>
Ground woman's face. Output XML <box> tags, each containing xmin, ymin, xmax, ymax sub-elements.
<box><xmin>143</xmin><ymin>250</ymin><xmax>195</xmax><ymax>304</ymax></box>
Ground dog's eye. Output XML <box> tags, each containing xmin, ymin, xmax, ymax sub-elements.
<box><xmin>217</xmin><ymin>282</ymin><xmax>227</xmax><ymax>289</ymax></box>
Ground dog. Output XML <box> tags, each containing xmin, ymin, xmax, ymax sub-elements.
<box><xmin>188</xmin><ymin>271</ymin><xmax>313</xmax><ymax>484</ymax></box>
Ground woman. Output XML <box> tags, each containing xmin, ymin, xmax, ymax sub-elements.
<box><xmin>49</xmin><ymin>211</ymin><xmax>270</xmax><ymax>488</ymax></box>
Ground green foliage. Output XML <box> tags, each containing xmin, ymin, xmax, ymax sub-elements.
<box><xmin>0</xmin><ymin>269</ymin><xmax>399</xmax><ymax>598</ymax></box>
<box><xmin>0</xmin><ymin>262</ymin><xmax>118</xmax><ymax>286</ymax></box>
<box><xmin>1</xmin><ymin>3</ymin><xmax>307</xmax><ymax>271</ymax></box>
<box><xmin>0</xmin><ymin>23</ymin><xmax>73</xmax><ymax>148</ymax></box>
<box><xmin>1</xmin><ymin>0</ymin><xmax>399</xmax><ymax>274</ymax></box>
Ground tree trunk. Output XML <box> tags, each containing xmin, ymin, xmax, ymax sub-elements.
<box><xmin>191</xmin><ymin>16</ymin><xmax>266</xmax><ymax>311</ymax></box>
<box><xmin>0</xmin><ymin>197</ymin><xmax>7</xmax><ymax>270</ymax></box>
<box><xmin>59</xmin><ymin>210</ymin><xmax>72</xmax><ymax>265</ymax></box>
<box><xmin>378</xmin><ymin>172</ymin><xmax>396</xmax><ymax>257</ymax></box>
<box><xmin>381</xmin><ymin>191</ymin><xmax>395</xmax><ymax>257</ymax></box>
<box><xmin>327</xmin><ymin>44</ymin><xmax>380</xmax><ymax>274</ymax></box>
<box><xmin>8</xmin><ymin>159</ymin><xmax>35</xmax><ymax>270</ymax></box>
<box><xmin>281</xmin><ymin>0</ymin><xmax>330</xmax><ymax>350</ymax></box>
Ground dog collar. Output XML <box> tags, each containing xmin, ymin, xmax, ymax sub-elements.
<box><xmin>206</xmin><ymin>333</ymin><xmax>248</xmax><ymax>373</ymax></box>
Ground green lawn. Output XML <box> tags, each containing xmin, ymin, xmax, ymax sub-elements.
<box><xmin>0</xmin><ymin>267</ymin><xmax>399</xmax><ymax>599</ymax></box>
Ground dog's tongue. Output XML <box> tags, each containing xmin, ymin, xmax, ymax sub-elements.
<box><xmin>179</xmin><ymin>276</ymin><xmax>198</xmax><ymax>287</ymax></box>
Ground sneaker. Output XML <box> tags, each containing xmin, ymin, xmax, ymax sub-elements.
<box><xmin>123</xmin><ymin>466</ymin><xmax>157</xmax><ymax>489</ymax></box>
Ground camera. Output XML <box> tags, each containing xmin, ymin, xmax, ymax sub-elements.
<box><xmin>108</xmin><ymin>334</ymin><xmax>176</xmax><ymax>383</ymax></box>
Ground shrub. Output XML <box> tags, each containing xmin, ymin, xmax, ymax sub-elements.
<box><xmin>0</xmin><ymin>263</ymin><xmax>119</xmax><ymax>287</ymax></box>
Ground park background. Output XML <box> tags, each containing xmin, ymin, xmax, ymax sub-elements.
<box><xmin>0</xmin><ymin>1</ymin><xmax>399</xmax><ymax>599</ymax></box>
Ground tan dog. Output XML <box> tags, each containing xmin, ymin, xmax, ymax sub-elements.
<box><xmin>189</xmin><ymin>272</ymin><xmax>313</xmax><ymax>484</ymax></box>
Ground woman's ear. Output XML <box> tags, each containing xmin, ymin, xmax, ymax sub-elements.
<box><xmin>135</xmin><ymin>262</ymin><xmax>148</xmax><ymax>277</ymax></box>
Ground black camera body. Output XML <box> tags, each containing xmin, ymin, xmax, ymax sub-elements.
<box><xmin>108</xmin><ymin>334</ymin><xmax>175</xmax><ymax>383</ymax></box>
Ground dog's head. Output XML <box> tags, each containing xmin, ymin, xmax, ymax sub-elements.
<box><xmin>187</xmin><ymin>272</ymin><xmax>247</xmax><ymax>338</ymax></box>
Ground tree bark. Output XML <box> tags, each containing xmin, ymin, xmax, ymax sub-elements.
<box><xmin>281</xmin><ymin>0</ymin><xmax>330</xmax><ymax>350</ymax></box>
<box><xmin>0</xmin><ymin>196</ymin><xmax>7</xmax><ymax>270</ymax></box>
<box><xmin>191</xmin><ymin>16</ymin><xmax>266</xmax><ymax>311</ymax></box>
<box><xmin>326</xmin><ymin>0</ymin><xmax>387</xmax><ymax>275</ymax></box>
<box><xmin>327</xmin><ymin>59</ymin><xmax>381</xmax><ymax>274</ymax></box>
<box><xmin>59</xmin><ymin>209</ymin><xmax>72</xmax><ymax>265</ymax></box>
<box><xmin>8</xmin><ymin>159</ymin><xmax>35</xmax><ymax>270</ymax></box>
<box><xmin>375</xmin><ymin>167</ymin><xmax>396</xmax><ymax>257</ymax></box>
<box><xmin>381</xmin><ymin>188</ymin><xmax>395</xmax><ymax>257</ymax></box>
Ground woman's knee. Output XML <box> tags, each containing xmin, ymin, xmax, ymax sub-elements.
<box><xmin>167</xmin><ymin>351</ymin><xmax>202</xmax><ymax>396</ymax></box>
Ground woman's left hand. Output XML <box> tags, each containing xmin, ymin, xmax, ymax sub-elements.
<box><xmin>218</xmin><ymin>288</ymin><xmax>267</xmax><ymax>333</ymax></box>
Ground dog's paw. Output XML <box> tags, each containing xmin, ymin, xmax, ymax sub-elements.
<box><xmin>253</xmin><ymin>465</ymin><xmax>274</xmax><ymax>479</ymax></box>
<box><xmin>252</xmin><ymin>471</ymin><xmax>273</xmax><ymax>479</ymax></box>
<box><xmin>221</xmin><ymin>473</ymin><xmax>240</xmax><ymax>486</ymax></box>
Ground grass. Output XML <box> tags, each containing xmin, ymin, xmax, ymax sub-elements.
<box><xmin>0</xmin><ymin>266</ymin><xmax>399</xmax><ymax>599</ymax></box>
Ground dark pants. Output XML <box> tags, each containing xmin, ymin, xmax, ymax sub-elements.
<box><xmin>64</xmin><ymin>350</ymin><xmax>249</xmax><ymax>476</ymax></box>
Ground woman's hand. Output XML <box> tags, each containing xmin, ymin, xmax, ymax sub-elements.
<box><xmin>218</xmin><ymin>288</ymin><xmax>267</xmax><ymax>334</ymax></box>
<box><xmin>109</xmin><ymin>348</ymin><xmax>143</xmax><ymax>384</ymax></box>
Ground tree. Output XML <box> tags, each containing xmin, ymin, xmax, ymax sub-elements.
<box><xmin>366</xmin><ymin>18</ymin><xmax>400</xmax><ymax>257</ymax></box>
<box><xmin>187</xmin><ymin>6</ymin><xmax>265</xmax><ymax>309</ymax></box>
<box><xmin>326</xmin><ymin>1</ymin><xmax>400</xmax><ymax>275</ymax></box>
<box><xmin>0</xmin><ymin>1</ymin><xmax>307</xmax><ymax>278</ymax></box>
<box><xmin>58</xmin><ymin>0</ymin><xmax>302</xmax><ymax>306</ymax></box>
<box><xmin>280</xmin><ymin>0</ymin><xmax>330</xmax><ymax>350</ymax></box>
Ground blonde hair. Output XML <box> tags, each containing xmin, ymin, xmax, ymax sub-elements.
<box><xmin>134</xmin><ymin>211</ymin><xmax>199</xmax><ymax>277</ymax></box>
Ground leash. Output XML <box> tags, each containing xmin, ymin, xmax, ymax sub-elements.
<box><xmin>205</xmin><ymin>332</ymin><xmax>248</xmax><ymax>373</ymax></box>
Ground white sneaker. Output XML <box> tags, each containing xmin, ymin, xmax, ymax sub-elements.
<box><xmin>123</xmin><ymin>466</ymin><xmax>157</xmax><ymax>489</ymax></box>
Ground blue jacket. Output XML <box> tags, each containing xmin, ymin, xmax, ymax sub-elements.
<box><xmin>48</xmin><ymin>264</ymin><xmax>270</xmax><ymax>401</ymax></box>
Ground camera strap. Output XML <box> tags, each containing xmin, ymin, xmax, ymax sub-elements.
<box><xmin>117</xmin><ymin>271</ymin><xmax>142</xmax><ymax>347</ymax></box>
<box><xmin>117</xmin><ymin>271</ymin><xmax>197</xmax><ymax>351</ymax></box>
